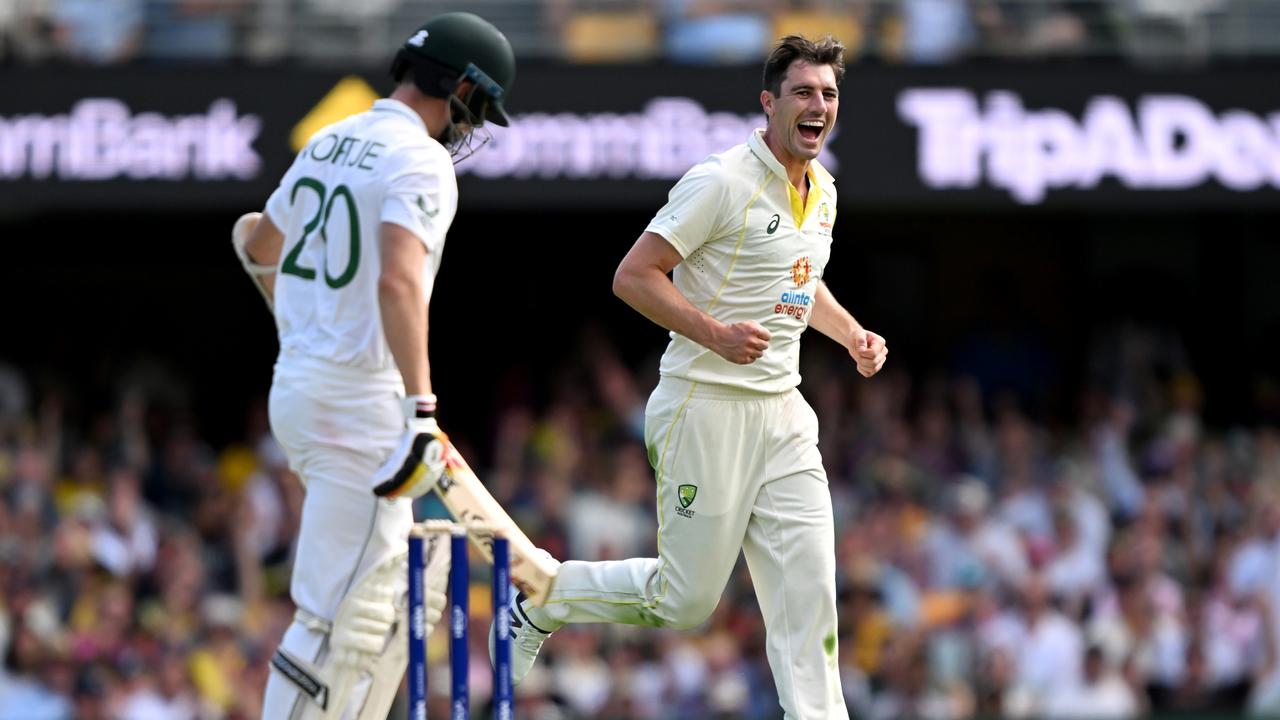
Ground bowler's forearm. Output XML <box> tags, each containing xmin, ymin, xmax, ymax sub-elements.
<box><xmin>613</xmin><ymin>265</ymin><xmax>720</xmax><ymax>349</ymax></box>
<box><xmin>810</xmin><ymin>281</ymin><xmax>860</xmax><ymax>347</ymax></box>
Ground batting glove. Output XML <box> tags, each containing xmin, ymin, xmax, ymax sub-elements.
<box><xmin>231</xmin><ymin>212</ymin><xmax>275</xmax><ymax>311</ymax></box>
<box><xmin>372</xmin><ymin>394</ymin><xmax>450</xmax><ymax>499</ymax></box>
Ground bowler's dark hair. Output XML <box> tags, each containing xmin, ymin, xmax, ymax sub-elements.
<box><xmin>762</xmin><ymin>34</ymin><xmax>846</xmax><ymax>96</ymax></box>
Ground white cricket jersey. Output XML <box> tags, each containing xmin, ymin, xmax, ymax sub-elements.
<box><xmin>645</xmin><ymin>129</ymin><xmax>837</xmax><ymax>394</ymax></box>
<box><xmin>264</xmin><ymin>99</ymin><xmax>457</xmax><ymax>380</ymax></box>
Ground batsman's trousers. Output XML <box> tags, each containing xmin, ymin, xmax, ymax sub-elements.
<box><xmin>262</xmin><ymin>355</ymin><xmax>414</xmax><ymax>718</ymax></box>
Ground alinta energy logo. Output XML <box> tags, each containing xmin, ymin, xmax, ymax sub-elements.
<box><xmin>776</xmin><ymin>257</ymin><xmax>814</xmax><ymax>321</ymax></box>
<box><xmin>0</xmin><ymin>98</ymin><xmax>261</xmax><ymax>181</ymax></box>
<box><xmin>790</xmin><ymin>256</ymin><xmax>812</xmax><ymax>287</ymax></box>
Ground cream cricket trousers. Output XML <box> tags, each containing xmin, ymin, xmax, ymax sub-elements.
<box><xmin>542</xmin><ymin>377</ymin><xmax>847</xmax><ymax>720</ymax></box>
<box><xmin>262</xmin><ymin>356</ymin><xmax>414</xmax><ymax>719</ymax></box>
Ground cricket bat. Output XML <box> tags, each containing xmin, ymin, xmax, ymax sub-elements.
<box><xmin>435</xmin><ymin>446</ymin><xmax>559</xmax><ymax>606</ymax></box>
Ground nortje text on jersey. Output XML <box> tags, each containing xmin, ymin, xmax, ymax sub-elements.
<box><xmin>304</xmin><ymin>133</ymin><xmax>387</xmax><ymax>171</ymax></box>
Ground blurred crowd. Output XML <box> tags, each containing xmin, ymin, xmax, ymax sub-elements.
<box><xmin>0</xmin><ymin>363</ymin><xmax>297</xmax><ymax>720</ymax></box>
<box><xmin>3</xmin><ymin>318</ymin><xmax>1280</xmax><ymax>719</ymax></box>
<box><xmin>1</xmin><ymin>0</ymin><xmax>1278</xmax><ymax>67</ymax></box>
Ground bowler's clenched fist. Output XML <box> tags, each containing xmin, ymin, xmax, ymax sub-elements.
<box><xmin>850</xmin><ymin>328</ymin><xmax>888</xmax><ymax>378</ymax></box>
<box><xmin>712</xmin><ymin>320</ymin><xmax>772</xmax><ymax>365</ymax></box>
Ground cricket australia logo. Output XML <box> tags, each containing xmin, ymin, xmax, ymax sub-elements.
<box><xmin>407</xmin><ymin>30</ymin><xmax>429</xmax><ymax>47</ymax></box>
<box><xmin>676</xmin><ymin>484</ymin><xmax>698</xmax><ymax>518</ymax></box>
<box><xmin>818</xmin><ymin>203</ymin><xmax>832</xmax><ymax>235</ymax></box>
<box><xmin>791</xmin><ymin>256</ymin><xmax>812</xmax><ymax>287</ymax></box>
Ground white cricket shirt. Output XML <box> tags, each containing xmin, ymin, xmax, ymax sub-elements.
<box><xmin>264</xmin><ymin>99</ymin><xmax>458</xmax><ymax>379</ymax></box>
<box><xmin>645</xmin><ymin>129</ymin><xmax>837</xmax><ymax>394</ymax></box>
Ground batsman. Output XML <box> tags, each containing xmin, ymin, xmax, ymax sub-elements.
<box><xmin>230</xmin><ymin>14</ymin><xmax>515</xmax><ymax>718</ymax></box>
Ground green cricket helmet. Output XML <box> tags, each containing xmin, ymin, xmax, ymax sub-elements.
<box><xmin>390</xmin><ymin>12</ymin><xmax>515</xmax><ymax>127</ymax></box>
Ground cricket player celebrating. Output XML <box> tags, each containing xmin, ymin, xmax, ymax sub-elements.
<box><xmin>495</xmin><ymin>35</ymin><xmax>887</xmax><ymax>719</ymax></box>
<box><xmin>230</xmin><ymin>13</ymin><xmax>515</xmax><ymax>719</ymax></box>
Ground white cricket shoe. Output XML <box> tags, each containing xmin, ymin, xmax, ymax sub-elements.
<box><xmin>489</xmin><ymin>590</ymin><xmax>558</xmax><ymax>685</ymax></box>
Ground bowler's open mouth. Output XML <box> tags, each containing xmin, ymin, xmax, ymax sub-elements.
<box><xmin>798</xmin><ymin>120</ymin><xmax>824</xmax><ymax>141</ymax></box>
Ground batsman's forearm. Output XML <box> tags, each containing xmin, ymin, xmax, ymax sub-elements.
<box><xmin>613</xmin><ymin>265</ymin><xmax>720</xmax><ymax>349</ymax></box>
<box><xmin>810</xmin><ymin>281</ymin><xmax>860</xmax><ymax>347</ymax></box>
<box><xmin>259</xmin><ymin>273</ymin><xmax>277</xmax><ymax>301</ymax></box>
<box><xmin>379</xmin><ymin>279</ymin><xmax>432</xmax><ymax>396</ymax></box>
<box><xmin>234</xmin><ymin>211</ymin><xmax>281</xmax><ymax>310</ymax></box>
